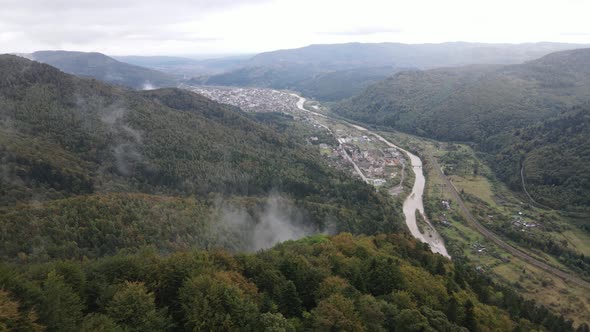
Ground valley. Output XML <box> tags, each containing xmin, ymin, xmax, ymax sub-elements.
<box><xmin>183</xmin><ymin>84</ymin><xmax>451</xmax><ymax>257</ymax></box>
<box><xmin>183</xmin><ymin>84</ymin><xmax>590</xmax><ymax>325</ymax></box>
<box><xmin>4</xmin><ymin>1</ymin><xmax>590</xmax><ymax>330</ymax></box>
<box><xmin>377</xmin><ymin>130</ymin><xmax>590</xmax><ymax>324</ymax></box>
<box><xmin>4</xmin><ymin>57</ymin><xmax>569</xmax><ymax>331</ymax></box>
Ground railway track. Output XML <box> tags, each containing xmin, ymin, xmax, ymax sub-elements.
<box><xmin>430</xmin><ymin>156</ymin><xmax>590</xmax><ymax>289</ymax></box>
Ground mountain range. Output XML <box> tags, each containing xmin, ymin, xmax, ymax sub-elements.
<box><xmin>199</xmin><ymin>42</ymin><xmax>588</xmax><ymax>101</ymax></box>
<box><xmin>113</xmin><ymin>54</ymin><xmax>250</xmax><ymax>76</ymax></box>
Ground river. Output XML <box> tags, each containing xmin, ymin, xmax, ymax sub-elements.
<box><xmin>293</xmin><ymin>94</ymin><xmax>450</xmax><ymax>258</ymax></box>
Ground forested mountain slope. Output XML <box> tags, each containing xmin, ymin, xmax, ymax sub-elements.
<box><xmin>0</xmin><ymin>233</ymin><xmax>578</xmax><ymax>331</ymax></box>
<box><xmin>31</xmin><ymin>51</ymin><xmax>178</xmax><ymax>89</ymax></box>
<box><xmin>0</xmin><ymin>54</ymin><xmax>400</xmax><ymax>259</ymax></box>
<box><xmin>335</xmin><ymin>49</ymin><xmax>590</xmax><ymax>209</ymax></box>
<box><xmin>335</xmin><ymin>48</ymin><xmax>590</xmax><ymax>141</ymax></box>
<box><xmin>484</xmin><ymin>104</ymin><xmax>590</xmax><ymax>209</ymax></box>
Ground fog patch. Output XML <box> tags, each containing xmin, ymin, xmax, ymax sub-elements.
<box><xmin>111</xmin><ymin>144</ymin><xmax>141</xmax><ymax>176</ymax></box>
<box><xmin>100</xmin><ymin>106</ymin><xmax>144</xmax><ymax>176</ymax></box>
<box><xmin>212</xmin><ymin>195</ymin><xmax>318</xmax><ymax>251</ymax></box>
<box><xmin>142</xmin><ymin>82</ymin><xmax>156</xmax><ymax>90</ymax></box>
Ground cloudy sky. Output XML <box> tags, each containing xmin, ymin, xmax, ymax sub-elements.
<box><xmin>1</xmin><ymin>0</ymin><xmax>589</xmax><ymax>56</ymax></box>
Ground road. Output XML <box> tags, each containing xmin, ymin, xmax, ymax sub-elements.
<box><xmin>521</xmin><ymin>165</ymin><xmax>553</xmax><ymax>210</ymax></box>
<box><xmin>292</xmin><ymin>94</ymin><xmax>450</xmax><ymax>258</ymax></box>
<box><xmin>339</xmin><ymin>143</ymin><xmax>370</xmax><ymax>183</ymax></box>
<box><xmin>430</xmin><ymin>156</ymin><xmax>590</xmax><ymax>289</ymax></box>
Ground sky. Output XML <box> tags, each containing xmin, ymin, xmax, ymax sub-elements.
<box><xmin>1</xmin><ymin>0</ymin><xmax>589</xmax><ymax>56</ymax></box>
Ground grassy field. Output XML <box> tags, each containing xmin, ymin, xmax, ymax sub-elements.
<box><xmin>561</xmin><ymin>230</ymin><xmax>590</xmax><ymax>257</ymax></box>
<box><xmin>449</xmin><ymin>175</ymin><xmax>496</xmax><ymax>206</ymax></box>
<box><xmin>492</xmin><ymin>260</ymin><xmax>590</xmax><ymax>324</ymax></box>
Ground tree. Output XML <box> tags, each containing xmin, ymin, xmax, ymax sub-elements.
<box><xmin>463</xmin><ymin>300</ymin><xmax>478</xmax><ymax>332</ymax></box>
<box><xmin>434</xmin><ymin>259</ymin><xmax>446</xmax><ymax>276</ymax></box>
<box><xmin>395</xmin><ymin>309</ymin><xmax>430</xmax><ymax>332</ymax></box>
<box><xmin>389</xmin><ymin>290</ymin><xmax>417</xmax><ymax>310</ymax></box>
<box><xmin>179</xmin><ymin>274</ymin><xmax>259</xmax><ymax>331</ymax></box>
<box><xmin>310</xmin><ymin>294</ymin><xmax>364</xmax><ymax>332</ymax></box>
<box><xmin>420</xmin><ymin>306</ymin><xmax>464</xmax><ymax>332</ymax></box>
<box><xmin>278</xmin><ymin>280</ymin><xmax>302</xmax><ymax>317</ymax></box>
<box><xmin>316</xmin><ymin>276</ymin><xmax>350</xmax><ymax>301</ymax></box>
<box><xmin>39</xmin><ymin>270</ymin><xmax>84</xmax><ymax>332</ymax></box>
<box><xmin>106</xmin><ymin>281</ymin><xmax>172</xmax><ymax>332</ymax></box>
<box><xmin>257</xmin><ymin>312</ymin><xmax>295</xmax><ymax>332</ymax></box>
<box><xmin>446</xmin><ymin>296</ymin><xmax>459</xmax><ymax>323</ymax></box>
<box><xmin>356</xmin><ymin>295</ymin><xmax>386</xmax><ymax>332</ymax></box>
<box><xmin>81</xmin><ymin>313</ymin><xmax>124</xmax><ymax>332</ymax></box>
<box><xmin>367</xmin><ymin>258</ymin><xmax>404</xmax><ymax>296</ymax></box>
<box><xmin>52</xmin><ymin>260</ymin><xmax>86</xmax><ymax>297</ymax></box>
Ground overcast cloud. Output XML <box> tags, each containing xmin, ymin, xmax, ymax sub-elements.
<box><xmin>1</xmin><ymin>0</ymin><xmax>589</xmax><ymax>55</ymax></box>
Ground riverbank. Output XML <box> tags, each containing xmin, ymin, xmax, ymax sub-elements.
<box><xmin>292</xmin><ymin>94</ymin><xmax>450</xmax><ymax>258</ymax></box>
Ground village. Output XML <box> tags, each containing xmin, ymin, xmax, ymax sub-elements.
<box><xmin>303</xmin><ymin>121</ymin><xmax>407</xmax><ymax>193</ymax></box>
<box><xmin>183</xmin><ymin>85</ymin><xmax>301</xmax><ymax>114</ymax></box>
<box><xmin>338</xmin><ymin>135</ymin><xmax>404</xmax><ymax>189</ymax></box>
<box><xmin>182</xmin><ymin>85</ymin><xmax>408</xmax><ymax>194</ymax></box>
<box><xmin>510</xmin><ymin>211</ymin><xmax>538</xmax><ymax>231</ymax></box>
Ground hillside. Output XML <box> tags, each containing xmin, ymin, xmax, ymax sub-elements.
<box><xmin>0</xmin><ymin>233</ymin><xmax>577</xmax><ymax>331</ymax></box>
<box><xmin>202</xmin><ymin>65</ymin><xmax>403</xmax><ymax>102</ymax></box>
<box><xmin>31</xmin><ymin>51</ymin><xmax>178</xmax><ymax>89</ymax></box>
<box><xmin>335</xmin><ymin>48</ymin><xmax>590</xmax><ymax>141</ymax></box>
<box><xmin>114</xmin><ymin>55</ymin><xmax>250</xmax><ymax>76</ymax></box>
<box><xmin>247</xmin><ymin>42</ymin><xmax>587</xmax><ymax>69</ymax></box>
<box><xmin>0</xmin><ymin>54</ymin><xmax>401</xmax><ymax>257</ymax></box>
<box><xmin>483</xmin><ymin>104</ymin><xmax>590</xmax><ymax>209</ymax></box>
<box><xmin>200</xmin><ymin>42</ymin><xmax>587</xmax><ymax>101</ymax></box>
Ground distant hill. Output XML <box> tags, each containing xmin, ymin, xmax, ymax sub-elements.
<box><xmin>247</xmin><ymin>42</ymin><xmax>585</xmax><ymax>69</ymax></box>
<box><xmin>31</xmin><ymin>50</ymin><xmax>178</xmax><ymax>89</ymax></box>
<box><xmin>335</xmin><ymin>48</ymin><xmax>590</xmax><ymax>141</ymax></box>
<box><xmin>114</xmin><ymin>54</ymin><xmax>250</xmax><ymax>76</ymax></box>
<box><xmin>200</xmin><ymin>42</ymin><xmax>587</xmax><ymax>101</ymax></box>
<box><xmin>201</xmin><ymin>65</ymin><xmax>404</xmax><ymax>102</ymax></box>
<box><xmin>296</xmin><ymin>66</ymin><xmax>404</xmax><ymax>101</ymax></box>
